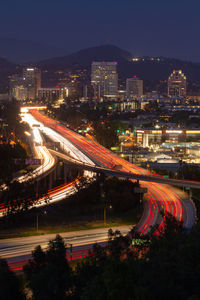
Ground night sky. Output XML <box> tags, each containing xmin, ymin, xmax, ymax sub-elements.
<box><xmin>1</xmin><ymin>0</ymin><xmax>200</xmax><ymax>61</ymax></box>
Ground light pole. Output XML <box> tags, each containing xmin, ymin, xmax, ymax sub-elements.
<box><xmin>100</xmin><ymin>181</ymin><xmax>106</xmax><ymax>226</ymax></box>
<box><xmin>104</xmin><ymin>205</ymin><xmax>106</xmax><ymax>226</ymax></box>
<box><xmin>36</xmin><ymin>213</ymin><xmax>39</xmax><ymax>231</ymax></box>
<box><xmin>104</xmin><ymin>204</ymin><xmax>112</xmax><ymax>225</ymax></box>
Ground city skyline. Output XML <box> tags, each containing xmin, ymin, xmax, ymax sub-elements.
<box><xmin>1</xmin><ymin>0</ymin><xmax>200</xmax><ymax>62</ymax></box>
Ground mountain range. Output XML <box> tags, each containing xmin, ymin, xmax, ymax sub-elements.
<box><xmin>1</xmin><ymin>43</ymin><xmax>200</xmax><ymax>91</ymax></box>
<box><xmin>39</xmin><ymin>45</ymin><xmax>200</xmax><ymax>82</ymax></box>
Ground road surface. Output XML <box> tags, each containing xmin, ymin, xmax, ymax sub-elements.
<box><xmin>0</xmin><ymin>226</ymin><xmax>131</xmax><ymax>271</ymax></box>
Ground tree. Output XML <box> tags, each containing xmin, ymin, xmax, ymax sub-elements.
<box><xmin>93</xmin><ymin>121</ymin><xmax>119</xmax><ymax>149</ymax></box>
<box><xmin>23</xmin><ymin>235</ymin><xmax>72</xmax><ymax>300</ymax></box>
<box><xmin>0</xmin><ymin>258</ymin><xmax>25</xmax><ymax>300</ymax></box>
<box><xmin>0</xmin><ymin>143</ymin><xmax>27</xmax><ymax>184</ymax></box>
<box><xmin>0</xmin><ymin>176</ymin><xmax>45</xmax><ymax>225</ymax></box>
<box><xmin>5</xmin><ymin>100</ymin><xmax>21</xmax><ymax>132</ymax></box>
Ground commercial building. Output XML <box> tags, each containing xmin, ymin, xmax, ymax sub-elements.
<box><xmin>9</xmin><ymin>67</ymin><xmax>41</xmax><ymax>101</ymax></box>
<box><xmin>23</xmin><ymin>67</ymin><xmax>41</xmax><ymax>100</ymax></box>
<box><xmin>136</xmin><ymin>128</ymin><xmax>200</xmax><ymax>147</ymax></box>
<box><xmin>168</xmin><ymin>70</ymin><xmax>186</xmax><ymax>97</ymax></box>
<box><xmin>126</xmin><ymin>77</ymin><xmax>143</xmax><ymax>98</ymax></box>
<box><xmin>38</xmin><ymin>87</ymin><xmax>68</xmax><ymax>101</ymax></box>
<box><xmin>9</xmin><ymin>75</ymin><xmax>27</xmax><ymax>101</ymax></box>
<box><xmin>91</xmin><ymin>62</ymin><xmax>118</xmax><ymax>100</ymax></box>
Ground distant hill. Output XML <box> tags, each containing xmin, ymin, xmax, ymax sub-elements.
<box><xmin>39</xmin><ymin>45</ymin><xmax>200</xmax><ymax>82</ymax></box>
<box><xmin>0</xmin><ymin>57</ymin><xmax>16</xmax><ymax>70</ymax></box>
<box><xmin>40</xmin><ymin>44</ymin><xmax>132</xmax><ymax>67</ymax></box>
<box><xmin>0</xmin><ymin>57</ymin><xmax>17</xmax><ymax>93</ymax></box>
<box><xmin>0</xmin><ymin>38</ymin><xmax>67</xmax><ymax>63</ymax></box>
<box><xmin>1</xmin><ymin>43</ymin><xmax>200</xmax><ymax>93</ymax></box>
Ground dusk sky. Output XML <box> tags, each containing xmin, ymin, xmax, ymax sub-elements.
<box><xmin>1</xmin><ymin>0</ymin><xmax>200</xmax><ymax>61</ymax></box>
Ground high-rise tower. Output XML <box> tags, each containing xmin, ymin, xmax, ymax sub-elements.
<box><xmin>168</xmin><ymin>70</ymin><xmax>186</xmax><ymax>97</ymax></box>
<box><xmin>23</xmin><ymin>67</ymin><xmax>41</xmax><ymax>100</ymax></box>
<box><xmin>126</xmin><ymin>76</ymin><xmax>143</xmax><ymax>98</ymax></box>
<box><xmin>91</xmin><ymin>62</ymin><xmax>118</xmax><ymax>100</ymax></box>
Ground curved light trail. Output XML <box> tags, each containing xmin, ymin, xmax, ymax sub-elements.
<box><xmin>30</xmin><ymin>109</ymin><xmax>196</xmax><ymax>235</ymax></box>
<box><xmin>0</xmin><ymin>112</ymin><xmax>91</xmax><ymax>215</ymax></box>
<box><xmin>19</xmin><ymin>112</ymin><xmax>95</xmax><ymax>209</ymax></box>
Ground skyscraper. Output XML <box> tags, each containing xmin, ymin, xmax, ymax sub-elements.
<box><xmin>168</xmin><ymin>70</ymin><xmax>186</xmax><ymax>97</ymax></box>
<box><xmin>23</xmin><ymin>67</ymin><xmax>41</xmax><ymax>100</ymax></box>
<box><xmin>126</xmin><ymin>76</ymin><xmax>143</xmax><ymax>98</ymax></box>
<box><xmin>9</xmin><ymin>74</ymin><xmax>27</xmax><ymax>101</ymax></box>
<box><xmin>91</xmin><ymin>62</ymin><xmax>118</xmax><ymax>100</ymax></box>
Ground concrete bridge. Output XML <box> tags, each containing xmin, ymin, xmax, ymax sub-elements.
<box><xmin>49</xmin><ymin>149</ymin><xmax>200</xmax><ymax>189</ymax></box>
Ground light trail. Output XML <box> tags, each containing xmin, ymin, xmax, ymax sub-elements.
<box><xmin>0</xmin><ymin>226</ymin><xmax>131</xmax><ymax>272</ymax></box>
<box><xmin>19</xmin><ymin>112</ymin><xmax>95</xmax><ymax>208</ymax></box>
<box><xmin>0</xmin><ymin>112</ymin><xmax>92</xmax><ymax>214</ymax></box>
<box><xmin>30</xmin><ymin>109</ymin><xmax>196</xmax><ymax>235</ymax></box>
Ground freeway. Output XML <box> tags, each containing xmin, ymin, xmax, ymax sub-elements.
<box><xmin>0</xmin><ymin>226</ymin><xmax>131</xmax><ymax>271</ymax></box>
<box><xmin>19</xmin><ymin>112</ymin><xmax>95</xmax><ymax>208</ymax></box>
<box><xmin>0</xmin><ymin>108</ymin><xmax>196</xmax><ymax>273</ymax></box>
<box><xmin>16</xmin><ymin>113</ymin><xmax>56</xmax><ymax>183</ymax></box>
<box><xmin>0</xmin><ymin>115</ymin><xmax>56</xmax><ymax>193</ymax></box>
<box><xmin>30</xmin><ymin>109</ymin><xmax>197</xmax><ymax>235</ymax></box>
<box><xmin>0</xmin><ymin>113</ymin><xmax>91</xmax><ymax>214</ymax></box>
<box><xmin>49</xmin><ymin>148</ymin><xmax>200</xmax><ymax>189</ymax></box>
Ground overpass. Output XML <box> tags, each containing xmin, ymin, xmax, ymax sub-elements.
<box><xmin>49</xmin><ymin>149</ymin><xmax>200</xmax><ymax>189</ymax></box>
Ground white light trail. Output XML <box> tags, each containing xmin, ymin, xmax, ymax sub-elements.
<box><xmin>19</xmin><ymin>111</ymin><xmax>95</xmax><ymax>208</ymax></box>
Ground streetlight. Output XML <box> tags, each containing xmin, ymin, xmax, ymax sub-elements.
<box><xmin>36</xmin><ymin>210</ymin><xmax>47</xmax><ymax>232</ymax></box>
<box><xmin>100</xmin><ymin>181</ymin><xmax>107</xmax><ymax>225</ymax></box>
<box><xmin>36</xmin><ymin>213</ymin><xmax>39</xmax><ymax>231</ymax></box>
<box><xmin>104</xmin><ymin>204</ymin><xmax>113</xmax><ymax>225</ymax></box>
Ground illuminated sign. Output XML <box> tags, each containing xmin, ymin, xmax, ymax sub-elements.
<box><xmin>152</xmin><ymin>130</ymin><xmax>162</xmax><ymax>134</ymax></box>
<box><xmin>186</xmin><ymin>131</ymin><xmax>200</xmax><ymax>134</ymax></box>
<box><xmin>166</xmin><ymin>130</ymin><xmax>183</xmax><ymax>134</ymax></box>
<box><xmin>137</xmin><ymin>130</ymin><xmax>144</xmax><ymax>133</ymax></box>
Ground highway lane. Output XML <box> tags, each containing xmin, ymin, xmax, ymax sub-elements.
<box><xmin>0</xmin><ymin>108</ymin><xmax>196</xmax><ymax>272</ymax></box>
<box><xmin>16</xmin><ymin>113</ymin><xmax>95</xmax><ymax>208</ymax></box>
<box><xmin>0</xmin><ymin>112</ymin><xmax>92</xmax><ymax>215</ymax></box>
<box><xmin>0</xmin><ymin>226</ymin><xmax>131</xmax><ymax>270</ymax></box>
<box><xmin>19</xmin><ymin>113</ymin><xmax>56</xmax><ymax>182</ymax></box>
<box><xmin>0</xmin><ymin>115</ymin><xmax>58</xmax><ymax>214</ymax></box>
<box><xmin>48</xmin><ymin>149</ymin><xmax>200</xmax><ymax>189</ymax></box>
<box><xmin>30</xmin><ymin>110</ymin><xmax>196</xmax><ymax>235</ymax></box>
<box><xmin>0</xmin><ymin>116</ymin><xmax>56</xmax><ymax>196</ymax></box>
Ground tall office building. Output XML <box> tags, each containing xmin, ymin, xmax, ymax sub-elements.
<box><xmin>91</xmin><ymin>62</ymin><xmax>118</xmax><ymax>100</ymax></box>
<box><xmin>126</xmin><ymin>76</ymin><xmax>143</xmax><ymax>98</ymax></box>
<box><xmin>23</xmin><ymin>67</ymin><xmax>41</xmax><ymax>100</ymax></box>
<box><xmin>9</xmin><ymin>75</ymin><xmax>27</xmax><ymax>101</ymax></box>
<box><xmin>168</xmin><ymin>70</ymin><xmax>186</xmax><ymax>97</ymax></box>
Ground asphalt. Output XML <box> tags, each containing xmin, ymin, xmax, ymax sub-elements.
<box><xmin>0</xmin><ymin>225</ymin><xmax>133</xmax><ymax>267</ymax></box>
